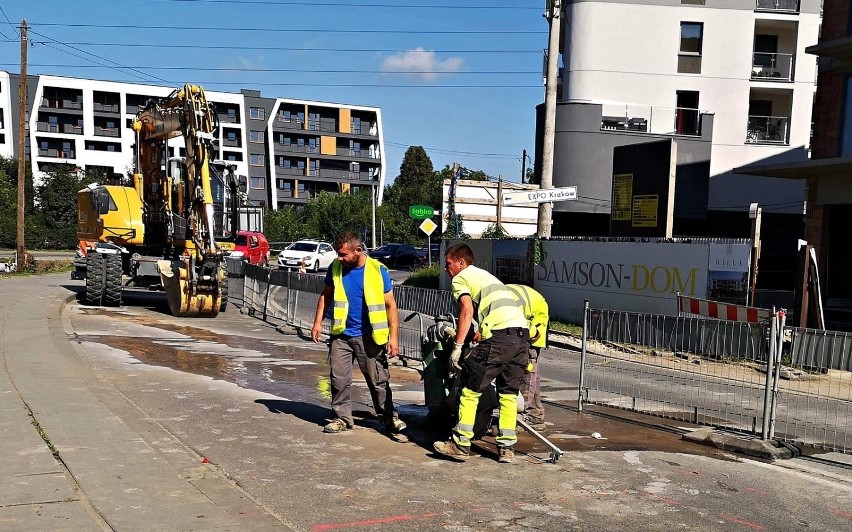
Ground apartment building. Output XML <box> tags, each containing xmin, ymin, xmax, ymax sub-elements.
<box><xmin>534</xmin><ymin>0</ymin><xmax>821</xmax><ymax>295</ymax></box>
<box><xmin>737</xmin><ymin>0</ymin><xmax>852</xmax><ymax>328</ymax></box>
<box><xmin>0</xmin><ymin>72</ymin><xmax>385</xmax><ymax>209</ymax></box>
<box><xmin>538</xmin><ymin>0</ymin><xmax>820</xmax><ymax>230</ymax></box>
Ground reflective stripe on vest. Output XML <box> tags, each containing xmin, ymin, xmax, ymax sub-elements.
<box><xmin>468</xmin><ymin>272</ymin><xmax>524</xmax><ymax>340</ymax></box>
<box><xmin>330</xmin><ymin>257</ymin><xmax>390</xmax><ymax>344</ymax></box>
<box><xmin>507</xmin><ymin>284</ymin><xmax>549</xmax><ymax>348</ymax></box>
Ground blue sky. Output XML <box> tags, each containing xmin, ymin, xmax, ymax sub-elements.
<box><xmin>0</xmin><ymin>0</ymin><xmax>546</xmax><ymax>184</ymax></box>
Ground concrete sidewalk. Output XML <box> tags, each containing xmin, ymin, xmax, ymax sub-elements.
<box><xmin>0</xmin><ymin>275</ymin><xmax>288</xmax><ymax>531</ymax></box>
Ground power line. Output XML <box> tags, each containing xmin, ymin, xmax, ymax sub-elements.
<box><xmin>28</xmin><ymin>30</ymin><xmax>170</xmax><ymax>84</ymax></box>
<box><xmin>0</xmin><ymin>6</ymin><xmax>17</xmax><ymax>40</ymax></box>
<box><xmin>152</xmin><ymin>0</ymin><xmax>539</xmax><ymax>9</ymax></box>
<box><xmin>6</xmin><ymin>39</ymin><xmax>538</xmax><ymax>54</ymax></box>
<box><xmin>385</xmin><ymin>141</ymin><xmax>518</xmax><ymax>159</ymax></box>
<box><xmin>0</xmin><ymin>62</ymin><xmax>539</xmax><ymax>75</ymax></box>
<box><xmin>29</xmin><ymin>22</ymin><xmax>544</xmax><ymax>35</ymax></box>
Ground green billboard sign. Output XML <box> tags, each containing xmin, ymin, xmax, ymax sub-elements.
<box><xmin>408</xmin><ymin>205</ymin><xmax>435</xmax><ymax>219</ymax></box>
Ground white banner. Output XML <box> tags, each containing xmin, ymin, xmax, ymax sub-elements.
<box><xmin>708</xmin><ymin>243</ymin><xmax>751</xmax><ymax>272</ymax></box>
<box><xmin>535</xmin><ymin>240</ymin><xmax>709</xmax><ymax>316</ymax></box>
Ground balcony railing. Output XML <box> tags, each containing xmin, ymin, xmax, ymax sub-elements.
<box><xmin>38</xmin><ymin>149</ymin><xmax>76</xmax><ymax>159</ymax></box>
<box><xmin>92</xmin><ymin>102</ymin><xmax>120</xmax><ymax>113</ymax></box>
<box><xmin>746</xmin><ymin>115</ymin><xmax>789</xmax><ymax>144</ymax></box>
<box><xmin>94</xmin><ymin>127</ymin><xmax>120</xmax><ymax>138</ymax></box>
<box><xmin>755</xmin><ymin>0</ymin><xmax>799</xmax><ymax>12</ymax></box>
<box><xmin>752</xmin><ymin>52</ymin><xmax>794</xmax><ymax>81</ymax></box>
<box><xmin>598</xmin><ymin>102</ymin><xmax>704</xmax><ymax>136</ymax></box>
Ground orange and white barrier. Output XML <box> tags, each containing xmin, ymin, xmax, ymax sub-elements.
<box><xmin>677</xmin><ymin>295</ymin><xmax>771</xmax><ymax>324</ymax></box>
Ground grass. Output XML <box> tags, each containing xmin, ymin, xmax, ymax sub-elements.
<box><xmin>0</xmin><ymin>258</ymin><xmax>75</xmax><ymax>278</ymax></box>
<box><xmin>402</xmin><ymin>262</ymin><xmax>440</xmax><ymax>289</ymax></box>
<box><xmin>549</xmin><ymin>320</ymin><xmax>582</xmax><ymax>336</ymax></box>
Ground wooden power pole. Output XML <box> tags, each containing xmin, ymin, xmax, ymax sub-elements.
<box><xmin>16</xmin><ymin>20</ymin><xmax>28</xmax><ymax>270</ymax></box>
<box><xmin>538</xmin><ymin>0</ymin><xmax>561</xmax><ymax>238</ymax></box>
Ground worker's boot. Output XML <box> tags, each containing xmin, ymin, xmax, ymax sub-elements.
<box><xmin>433</xmin><ymin>439</ymin><xmax>469</xmax><ymax>462</ymax></box>
<box><xmin>385</xmin><ymin>417</ymin><xmax>407</xmax><ymax>434</ymax></box>
<box><xmin>497</xmin><ymin>447</ymin><xmax>514</xmax><ymax>464</ymax></box>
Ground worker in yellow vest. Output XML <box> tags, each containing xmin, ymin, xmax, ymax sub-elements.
<box><xmin>311</xmin><ymin>231</ymin><xmax>406</xmax><ymax>436</ymax></box>
<box><xmin>506</xmin><ymin>284</ymin><xmax>549</xmax><ymax>431</ymax></box>
<box><xmin>433</xmin><ymin>243</ymin><xmax>529</xmax><ymax>464</ymax></box>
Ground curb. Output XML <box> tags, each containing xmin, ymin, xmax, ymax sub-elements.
<box><xmin>682</xmin><ymin>428</ymin><xmax>794</xmax><ymax>460</ymax></box>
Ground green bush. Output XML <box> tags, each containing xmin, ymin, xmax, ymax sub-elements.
<box><xmin>402</xmin><ymin>262</ymin><xmax>440</xmax><ymax>289</ymax></box>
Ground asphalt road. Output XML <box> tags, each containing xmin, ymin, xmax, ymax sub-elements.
<box><xmin>60</xmin><ymin>283</ymin><xmax>852</xmax><ymax>532</ymax></box>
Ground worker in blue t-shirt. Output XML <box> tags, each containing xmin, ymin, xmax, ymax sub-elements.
<box><xmin>311</xmin><ymin>231</ymin><xmax>406</xmax><ymax>436</ymax></box>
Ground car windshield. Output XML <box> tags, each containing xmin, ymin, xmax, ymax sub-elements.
<box><xmin>288</xmin><ymin>242</ymin><xmax>318</xmax><ymax>252</ymax></box>
<box><xmin>234</xmin><ymin>235</ymin><xmax>248</xmax><ymax>246</ymax></box>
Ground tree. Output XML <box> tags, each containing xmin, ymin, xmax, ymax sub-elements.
<box><xmin>480</xmin><ymin>223</ymin><xmax>510</xmax><ymax>239</ymax></box>
<box><xmin>381</xmin><ymin>146</ymin><xmax>441</xmax><ymax>245</ymax></box>
<box><xmin>0</xmin><ymin>156</ymin><xmax>37</xmax><ymax>249</ymax></box>
<box><xmin>263</xmin><ymin>205</ymin><xmax>306</xmax><ymax>244</ymax></box>
<box><xmin>35</xmin><ymin>165</ymin><xmax>86</xmax><ymax>249</ymax></box>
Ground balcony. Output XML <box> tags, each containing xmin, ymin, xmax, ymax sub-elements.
<box><xmin>746</xmin><ymin>115</ymin><xmax>789</xmax><ymax>144</ymax></box>
<box><xmin>598</xmin><ymin>102</ymin><xmax>704</xmax><ymax>136</ymax></box>
<box><xmin>38</xmin><ymin>149</ymin><xmax>76</xmax><ymax>159</ymax></box>
<box><xmin>94</xmin><ymin>126</ymin><xmax>120</xmax><ymax>138</ymax></box>
<box><xmin>752</xmin><ymin>53</ymin><xmax>794</xmax><ymax>81</ymax></box>
<box><xmin>755</xmin><ymin>0</ymin><xmax>799</xmax><ymax>12</ymax></box>
<box><xmin>92</xmin><ymin>102</ymin><xmax>120</xmax><ymax>114</ymax></box>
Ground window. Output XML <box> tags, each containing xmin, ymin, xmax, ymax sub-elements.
<box><xmin>249</xmin><ymin>107</ymin><xmax>265</xmax><ymax>120</ymax></box>
<box><xmin>250</xmin><ymin>153</ymin><xmax>265</xmax><ymax>166</ymax></box>
<box><xmin>48</xmin><ymin>115</ymin><xmax>58</xmax><ymax>132</ymax></box>
<box><xmin>297</xmin><ymin>138</ymin><xmax>305</xmax><ymax>147</ymax></box>
<box><xmin>297</xmin><ymin>160</ymin><xmax>305</xmax><ymax>171</ymax></box>
<box><xmin>309</xmin><ymin>138</ymin><xmax>317</xmax><ymax>153</ymax></box>
<box><xmin>840</xmin><ymin>76</ymin><xmax>852</xmax><ymax>156</ymax></box>
<box><xmin>250</xmin><ymin>130</ymin><xmax>264</xmax><ymax>143</ymax></box>
<box><xmin>227</xmin><ymin>108</ymin><xmax>236</xmax><ymax>120</ymax></box>
<box><xmin>227</xmin><ymin>154</ymin><xmax>238</xmax><ymax>161</ymax></box>
<box><xmin>281</xmin><ymin>159</ymin><xmax>291</xmax><ymax>168</ymax></box>
<box><xmin>309</xmin><ymin>159</ymin><xmax>320</xmax><ymax>175</ymax></box>
<box><xmin>107</xmin><ymin>144</ymin><xmax>115</xmax><ymax>152</ymax></box>
<box><xmin>40</xmin><ymin>140</ymin><xmax>48</xmax><ymax>151</ymax></box>
<box><xmin>296</xmin><ymin>111</ymin><xmax>304</xmax><ymax>124</ymax></box>
<box><xmin>350</xmin><ymin>140</ymin><xmax>361</xmax><ymax>157</ymax></box>
<box><xmin>281</xmin><ymin>136</ymin><xmax>291</xmax><ymax>146</ymax></box>
<box><xmin>678</xmin><ymin>22</ymin><xmax>703</xmax><ymax>74</ymax></box>
<box><xmin>250</xmin><ymin>177</ymin><xmax>266</xmax><ymax>189</ymax></box>
<box><xmin>226</xmin><ymin>131</ymin><xmax>237</xmax><ymax>141</ymax></box>
<box><xmin>351</xmin><ymin>117</ymin><xmax>361</xmax><ymax>134</ymax></box>
<box><xmin>308</xmin><ymin>112</ymin><xmax>320</xmax><ymax>130</ymax></box>
<box><xmin>279</xmin><ymin>110</ymin><xmax>291</xmax><ymax>122</ymax></box>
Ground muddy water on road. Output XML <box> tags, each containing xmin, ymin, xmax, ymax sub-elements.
<box><xmin>74</xmin><ymin>307</ymin><xmax>731</xmax><ymax>460</ymax></box>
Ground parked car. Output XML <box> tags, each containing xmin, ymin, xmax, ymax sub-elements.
<box><xmin>416</xmin><ymin>243</ymin><xmax>440</xmax><ymax>265</ymax></box>
<box><xmin>230</xmin><ymin>231</ymin><xmax>270</xmax><ymax>266</ymax></box>
<box><xmin>369</xmin><ymin>243</ymin><xmax>420</xmax><ymax>269</ymax></box>
<box><xmin>277</xmin><ymin>240</ymin><xmax>335</xmax><ymax>271</ymax></box>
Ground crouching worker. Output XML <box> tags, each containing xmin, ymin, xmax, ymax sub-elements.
<box><xmin>507</xmin><ymin>284</ymin><xmax>549</xmax><ymax>431</ymax></box>
<box><xmin>311</xmin><ymin>231</ymin><xmax>406</xmax><ymax>436</ymax></box>
<box><xmin>432</xmin><ymin>243</ymin><xmax>529</xmax><ymax>464</ymax></box>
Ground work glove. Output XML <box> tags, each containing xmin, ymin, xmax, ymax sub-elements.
<box><xmin>449</xmin><ymin>342</ymin><xmax>464</xmax><ymax>373</ymax></box>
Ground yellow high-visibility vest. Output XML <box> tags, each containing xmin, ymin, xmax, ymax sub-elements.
<box><xmin>330</xmin><ymin>257</ymin><xmax>390</xmax><ymax>344</ymax></box>
<box><xmin>507</xmin><ymin>284</ymin><xmax>549</xmax><ymax>348</ymax></box>
<box><xmin>451</xmin><ymin>265</ymin><xmax>527</xmax><ymax>340</ymax></box>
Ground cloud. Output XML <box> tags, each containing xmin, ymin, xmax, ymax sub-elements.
<box><xmin>380</xmin><ymin>48</ymin><xmax>464</xmax><ymax>82</ymax></box>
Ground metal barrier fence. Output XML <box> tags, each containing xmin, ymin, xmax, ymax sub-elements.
<box><xmin>580</xmin><ymin>303</ymin><xmax>852</xmax><ymax>453</ymax></box>
<box><xmin>232</xmin><ymin>264</ymin><xmax>456</xmax><ymax>363</ymax></box>
<box><xmin>228</xmin><ymin>265</ymin><xmax>852</xmax><ymax>454</ymax></box>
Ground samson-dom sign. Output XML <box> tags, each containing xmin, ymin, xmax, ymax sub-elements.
<box><xmin>536</xmin><ymin>239</ymin><xmax>716</xmax><ymax>317</ymax></box>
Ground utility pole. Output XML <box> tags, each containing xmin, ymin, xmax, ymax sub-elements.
<box><xmin>748</xmin><ymin>203</ymin><xmax>762</xmax><ymax>307</ymax></box>
<box><xmin>538</xmin><ymin>0</ymin><xmax>561</xmax><ymax>238</ymax></box>
<box><xmin>521</xmin><ymin>148</ymin><xmax>527</xmax><ymax>183</ymax></box>
<box><xmin>496</xmin><ymin>176</ymin><xmax>503</xmax><ymax>230</ymax></box>
<box><xmin>16</xmin><ymin>20</ymin><xmax>28</xmax><ymax>270</ymax></box>
<box><xmin>371</xmin><ymin>179</ymin><xmax>377</xmax><ymax>249</ymax></box>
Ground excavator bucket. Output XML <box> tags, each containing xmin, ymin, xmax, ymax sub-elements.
<box><xmin>158</xmin><ymin>259</ymin><xmax>221</xmax><ymax>318</ymax></box>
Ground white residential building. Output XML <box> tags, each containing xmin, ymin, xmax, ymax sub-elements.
<box><xmin>0</xmin><ymin>72</ymin><xmax>385</xmax><ymax>210</ymax></box>
<box><xmin>541</xmin><ymin>0</ymin><xmax>820</xmax><ymax>227</ymax></box>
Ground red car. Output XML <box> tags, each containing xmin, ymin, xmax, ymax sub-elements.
<box><xmin>231</xmin><ymin>231</ymin><xmax>270</xmax><ymax>266</ymax></box>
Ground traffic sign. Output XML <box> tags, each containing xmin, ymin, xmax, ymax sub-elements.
<box><xmin>419</xmin><ymin>218</ymin><xmax>437</xmax><ymax>236</ymax></box>
<box><xmin>409</xmin><ymin>205</ymin><xmax>436</xmax><ymax>219</ymax></box>
<box><xmin>502</xmin><ymin>186</ymin><xmax>577</xmax><ymax>206</ymax></box>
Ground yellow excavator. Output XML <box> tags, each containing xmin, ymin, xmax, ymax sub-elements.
<box><xmin>75</xmin><ymin>84</ymin><xmax>235</xmax><ymax>317</ymax></box>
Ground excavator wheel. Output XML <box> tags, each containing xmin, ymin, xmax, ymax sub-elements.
<box><xmin>219</xmin><ymin>262</ymin><xmax>229</xmax><ymax>313</ymax></box>
<box><xmin>159</xmin><ymin>260</ymin><xmax>220</xmax><ymax>318</ymax></box>
<box><xmin>103</xmin><ymin>253</ymin><xmax>123</xmax><ymax>307</ymax></box>
<box><xmin>85</xmin><ymin>253</ymin><xmax>105</xmax><ymax>306</ymax></box>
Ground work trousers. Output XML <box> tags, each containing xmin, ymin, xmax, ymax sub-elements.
<box><xmin>520</xmin><ymin>347</ymin><xmax>544</xmax><ymax>425</ymax></box>
<box><xmin>453</xmin><ymin>327</ymin><xmax>529</xmax><ymax>448</ymax></box>
<box><xmin>328</xmin><ymin>335</ymin><xmax>398</xmax><ymax>427</ymax></box>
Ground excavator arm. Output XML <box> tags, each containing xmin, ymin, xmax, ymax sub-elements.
<box><xmin>132</xmin><ymin>84</ymin><xmax>225</xmax><ymax>317</ymax></box>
